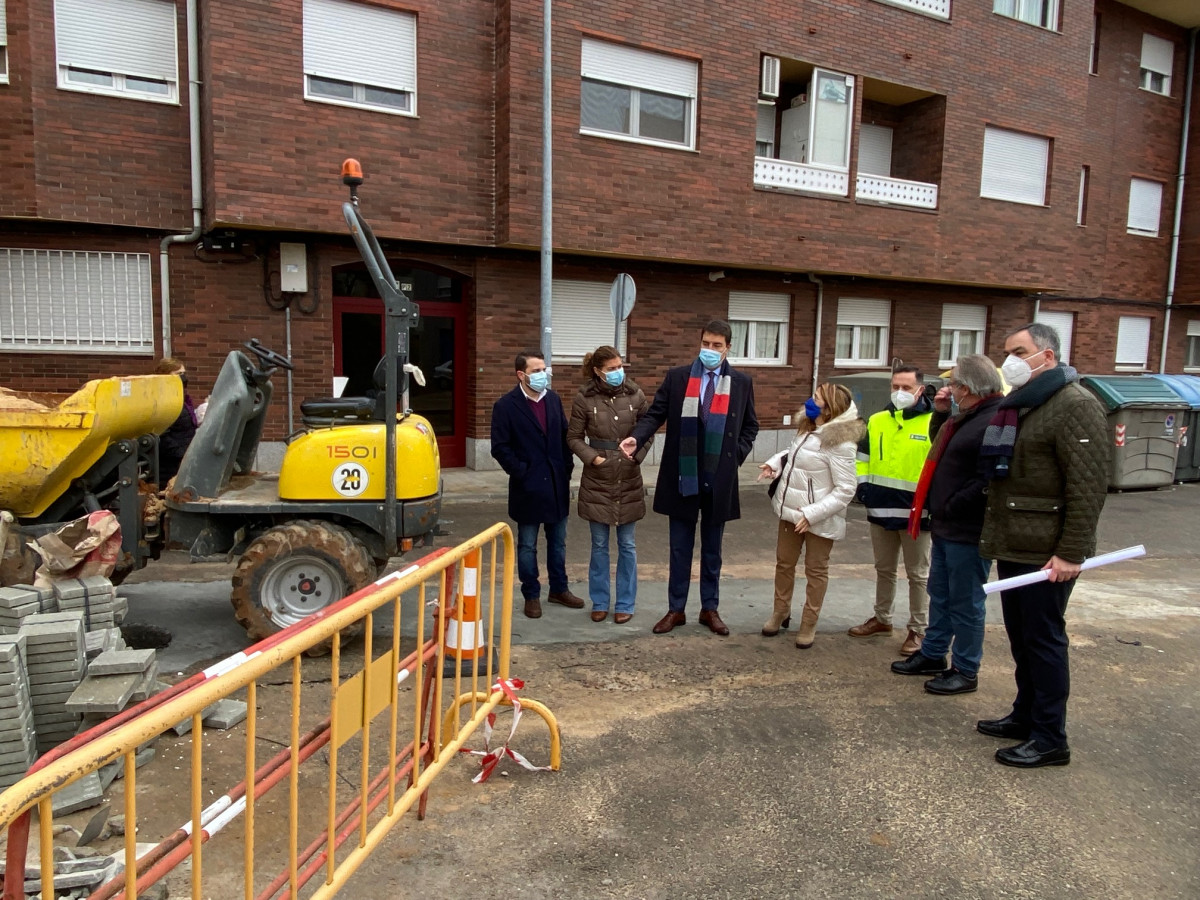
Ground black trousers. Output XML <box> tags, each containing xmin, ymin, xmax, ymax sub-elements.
<box><xmin>997</xmin><ymin>560</ymin><xmax>1075</xmax><ymax>749</ymax></box>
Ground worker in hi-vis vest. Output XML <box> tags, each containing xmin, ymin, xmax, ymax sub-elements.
<box><xmin>849</xmin><ymin>366</ymin><xmax>934</xmax><ymax>657</ymax></box>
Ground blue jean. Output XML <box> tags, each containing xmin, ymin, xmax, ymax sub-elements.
<box><xmin>516</xmin><ymin>518</ymin><xmax>568</xmax><ymax>601</ymax></box>
<box><xmin>921</xmin><ymin>537</ymin><xmax>991</xmax><ymax>678</ymax></box>
<box><xmin>667</xmin><ymin>493</ymin><xmax>726</xmax><ymax>613</ymax></box>
<box><xmin>588</xmin><ymin>521</ymin><xmax>637</xmax><ymax>614</ymax></box>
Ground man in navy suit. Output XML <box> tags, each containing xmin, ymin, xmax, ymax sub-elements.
<box><xmin>621</xmin><ymin>320</ymin><xmax>759</xmax><ymax>636</ymax></box>
<box><xmin>491</xmin><ymin>350</ymin><xmax>585</xmax><ymax>618</ymax></box>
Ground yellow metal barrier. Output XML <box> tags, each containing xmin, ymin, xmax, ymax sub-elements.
<box><xmin>0</xmin><ymin>523</ymin><xmax>560</xmax><ymax>900</ymax></box>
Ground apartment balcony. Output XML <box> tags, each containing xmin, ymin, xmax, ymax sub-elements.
<box><xmin>874</xmin><ymin>0</ymin><xmax>951</xmax><ymax>20</ymax></box>
<box><xmin>855</xmin><ymin>173</ymin><xmax>938</xmax><ymax>209</ymax></box>
<box><xmin>753</xmin><ymin>157</ymin><xmax>849</xmax><ymax>197</ymax></box>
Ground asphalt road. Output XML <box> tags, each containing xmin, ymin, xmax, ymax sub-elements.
<box><xmin>110</xmin><ymin>482</ymin><xmax>1200</xmax><ymax>898</ymax></box>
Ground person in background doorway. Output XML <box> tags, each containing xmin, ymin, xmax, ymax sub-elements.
<box><xmin>620</xmin><ymin>320</ymin><xmax>759</xmax><ymax>637</ymax></box>
<box><xmin>566</xmin><ymin>346</ymin><xmax>650</xmax><ymax>624</ymax></box>
<box><xmin>975</xmin><ymin>323</ymin><xmax>1108</xmax><ymax>768</ymax></box>
<box><xmin>490</xmin><ymin>350</ymin><xmax>585</xmax><ymax>619</ymax></box>
<box><xmin>153</xmin><ymin>357</ymin><xmax>198</xmax><ymax>483</ymax></box>
<box><xmin>892</xmin><ymin>354</ymin><xmax>1003</xmax><ymax>695</ymax></box>
<box><xmin>849</xmin><ymin>365</ymin><xmax>934</xmax><ymax>656</ymax></box>
<box><xmin>758</xmin><ymin>383</ymin><xmax>864</xmax><ymax>649</ymax></box>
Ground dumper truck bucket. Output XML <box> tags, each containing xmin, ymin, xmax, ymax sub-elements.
<box><xmin>0</xmin><ymin>376</ymin><xmax>183</xmax><ymax>518</ymax></box>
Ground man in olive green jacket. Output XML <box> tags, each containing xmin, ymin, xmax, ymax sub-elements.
<box><xmin>976</xmin><ymin>323</ymin><xmax>1109</xmax><ymax>769</ymax></box>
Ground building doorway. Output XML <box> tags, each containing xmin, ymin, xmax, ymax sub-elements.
<box><xmin>332</xmin><ymin>262</ymin><xmax>468</xmax><ymax>467</ymax></box>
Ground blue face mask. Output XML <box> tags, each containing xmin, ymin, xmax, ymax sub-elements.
<box><xmin>603</xmin><ymin>368</ymin><xmax>625</xmax><ymax>387</ymax></box>
<box><xmin>804</xmin><ymin>398</ymin><xmax>822</xmax><ymax>420</ymax></box>
<box><xmin>698</xmin><ymin>348</ymin><xmax>723</xmax><ymax>371</ymax></box>
<box><xmin>526</xmin><ymin>370</ymin><xmax>549</xmax><ymax>392</ymax></box>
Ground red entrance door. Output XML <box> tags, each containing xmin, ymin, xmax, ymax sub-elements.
<box><xmin>332</xmin><ymin>265</ymin><xmax>468</xmax><ymax>468</ymax></box>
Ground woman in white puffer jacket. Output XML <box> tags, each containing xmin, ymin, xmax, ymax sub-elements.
<box><xmin>758</xmin><ymin>383</ymin><xmax>865</xmax><ymax>648</ymax></box>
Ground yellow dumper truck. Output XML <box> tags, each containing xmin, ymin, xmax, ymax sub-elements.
<box><xmin>0</xmin><ymin>164</ymin><xmax>442</xmax><ymax>642</ymax></box>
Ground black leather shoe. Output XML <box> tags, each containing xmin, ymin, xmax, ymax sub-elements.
<box><xmin>890</xmin><ymin>653</ymin><xmax>947</xmax><ymax>676</ymax></box>
<box><xmin>995</xmin><ymin>739</ymin><xmax>1071</xmax><ymax>768</ymax></box>
<box><xmin>924</xmin><ymin>669</ymin><xmax>978</xmax><ymax>695</ymax></box>
<box><xmin>976</xmin><ymin>714</ymin><xmax>1031</xmax><ymax>740</ymax></box>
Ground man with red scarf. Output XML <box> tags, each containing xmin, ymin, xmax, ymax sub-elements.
<box><xmin>892</xmin><ymin>354</ymin><xmax>1004</xmax><ymax>694</ymax></box>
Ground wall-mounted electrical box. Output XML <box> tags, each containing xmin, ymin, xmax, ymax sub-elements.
<box><xmin>280</xmin><ymin>242</ymin><xmax>308</xmax><ymax>293</ymax></box>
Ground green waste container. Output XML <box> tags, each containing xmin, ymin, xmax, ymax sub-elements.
<box><xmin>1144</xmin><ymin>374</ymin><xmax>1200</xmax><ymax>482</ymax></box>
<box><xmin>1080</xmin><ymin>376</ymin><xmax>1189</xmax><ymax>490</ymax></box>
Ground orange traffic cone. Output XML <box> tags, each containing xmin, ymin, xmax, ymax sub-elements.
<box><xmin>441</xmin><ymin>549</ymin><xmax>497</xmax><ymax>677</ymax></box>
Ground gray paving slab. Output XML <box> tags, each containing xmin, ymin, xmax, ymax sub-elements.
<box><xmin>22</xmin><ymin>610</ymin><xmax>86</xmax><ymax>628</ymax></box>
<box><xmin>0</xmin><ymin>746</ymin><xmax>36</xmax><ymax>767</ymax></box>
<box><xmin>202</xmin><ymin>698</ymin><xmax>248</xmax><ymax>730</ymax></box>
<box><xmin>127</xmin><ymin>662</ymin><xmax>159</xmax><ymax>704</ymax></box>
<box><xmin>51</xmin><ymin>579</ymin><xmax>87</xmax><ymax>601</ymax></box>
<box><xmin>78</xmin><ymin>576</ymin><xmax>115</xmax><ymax>595</ymax></box>
<box><xmin>87</xmin><ymin>649</ymin><xmax>155</xmax><ymax>676</ymax></box>
<box><xmin>64</xmin><ymin>672</ymin><xmax>142</xmax><ymax>714</ymax></box>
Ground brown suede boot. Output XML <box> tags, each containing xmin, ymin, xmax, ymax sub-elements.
<box><xmin>761</xmin><ymin>598</ymin><xmax>792</xmax><ymax>636</ymax></box>
<box><xmin>795</xmin><ymin>600</ymin><xmax>824</xmax><ymax>649</ymax></box>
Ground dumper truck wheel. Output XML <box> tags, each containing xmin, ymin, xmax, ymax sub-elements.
<box><xmin>231</xmin><ymin>520</ymin><xmax>376</xmax><ymax>653</ymax></box>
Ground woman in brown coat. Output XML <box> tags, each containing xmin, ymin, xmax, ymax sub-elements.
<box><xmin>567</xmin><ymin>346</ymin><xmax>650</xmax><ymax>623</ymax></box>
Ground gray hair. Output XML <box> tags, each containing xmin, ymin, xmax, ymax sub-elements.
<box><xmin>953</xmin><ymin>353</ymin><xmax>1003</xmax><ymax>397</ymax></box>
<box><xmin>1007</xmin><ymin>322</ymin><xmax>1061</xmax><ymax>356</ymax></box>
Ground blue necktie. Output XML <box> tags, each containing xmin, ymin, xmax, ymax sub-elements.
<box><xmin>701</xmin><ymin>373</ymin><xmax>714</xmax><ymax>422</ymax></box>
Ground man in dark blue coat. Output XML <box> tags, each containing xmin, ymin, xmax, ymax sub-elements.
<box><xmin>490</xmin><ymin>350</ymin><xmax>585</xmax><ymax>618</ymax></box>
<box><xmin>620</xmin><ymin>320</ymin><xmax>758</xmax><ymax>636</ymax></box>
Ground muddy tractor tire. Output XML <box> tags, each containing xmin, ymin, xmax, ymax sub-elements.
<box><xmin>230</xmin><ymin>520</ymin><xmax>376</xmax><ymax>652</ymax></box>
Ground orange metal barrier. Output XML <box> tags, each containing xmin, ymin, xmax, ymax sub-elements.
<box><xmin>0</xmin><ymin>523</ymin><xmax>560</xmax><ymax>899</ymax></box>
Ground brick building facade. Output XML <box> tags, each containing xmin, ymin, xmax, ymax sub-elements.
<box><xmin>0</xmin><ymin>0</ymin><xmax>1197</xmax><ymax>469</ymax></box>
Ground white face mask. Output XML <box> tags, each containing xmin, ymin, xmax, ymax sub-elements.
<box><xmin>891</xmin><ymin>389</ymin><xmax>916</xmax><ymax>410</ymax></box>
<box><xmin>1001</xmin><ymin>350</ymin><xmax>1047</xmax><ymax>389</ymax></box>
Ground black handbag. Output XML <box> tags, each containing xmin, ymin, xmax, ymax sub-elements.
<box><xmin>767</xmin><ymin>453</ymin><xmax>789</xmax><ymax>499</ymax></box>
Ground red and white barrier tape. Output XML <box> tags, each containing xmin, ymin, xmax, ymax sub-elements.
<box><xmin>460</xmin><ymin>678</ymin><xmax>551</xmax><ymax>783</ymax></box>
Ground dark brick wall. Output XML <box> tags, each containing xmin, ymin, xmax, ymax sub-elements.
<box><xmin>0</xmin><ymin>0</ymin><xmax>192</xmax><ymax>228</ymax></box>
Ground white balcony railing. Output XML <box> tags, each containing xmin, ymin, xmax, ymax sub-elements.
<box><xmin>874</xmin><ymin>0</ymin><xmax>951</xmax><ymax>20</ymax></box>
<box><xmin>753</xmin><ymin>158</ymin><xmax>849</xmax><ymax>197</ymax></box>
<box><xmin>855</xmin><ymin>173</ymin><xmax>939</xmax><ymax>210</ymax></box>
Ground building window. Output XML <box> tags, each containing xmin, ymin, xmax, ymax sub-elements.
<box><xmin>980</xmin><ymin>126</ymin><xmax>1050</xmax><ymax>206</ymax></box>
<box><xmin>728</xmin><ymin>291</ymin><xmax>789</xmax><ymax>366</ymax></box>
<box><xmin>0</xmin><ymin>249</ymin><xmax>154</xmax><ymax>353</ymax></box>
<box><xmin>1035</xmin><ymin>310</ymin><xmax>1074</xmax><ymax>364</ymax></box>
<box><xmin>580</xmin><ymin>38</ymin><xmax>697</xmax><ymax>150</ymax></box>
<box><xmin>1127</xmin><ymin>178</ymin><xmax>1163</xmax><ymax>237</ymax></box>
<box><xmin>939</xmin><ymin>304</ymin><xmax>987</xmax><ymax>367</ymax></box>
<box><xmin>835</xmin><ymin>298</ymin><xmax>890</xmax><ymax>367</ymax></box>
<box><xmin>1077</xmin><ymin>166</ymin><xmax>1090</xmax><ymax>225</ymax></box>
<box><xmin>993</xmin><ymin>0</ymin><xmax>1058</xmax><ymax>30</ymax></box>
<box><xmin>303</xmin><ymin>0</ymin><xmax>417</xmax><ymax>116</ymax></box>
<box><xmin>0</xmin><ymin>0</ymin><xmax>8</xmax><ymax>83</ymax></box>
<box><xmin>1089</xmin><ymin>14</ymin><xmax>1099</xmax><ymax>74</ymax></box>
<box><xmin>1115</xmin><ymin>316</ymin><xmax>1151</xmax><ymax>370</ymax></box>
<box><xmin>1140</xmin><ymin>34</ymin><xmax>1173</xmax><ymax>96</ymax></box>
<box><xmin>755</xmin><ymin>102</ymin><xmax>775</xmax><ymax>158</ymax></box>
<box><xmin>54</xmin><ymin>0</ymin><xmax>178</xmax><ymax>103</ymax></box>
<box><xmin>550</xmin><ymin>280</ymin><xmax>629</xmax><ymax>362</ymax></box>
<box><xmin>1186</xmin><ymin>321</ymin><xmax>1200</xmax><ymax>371</ymax></box>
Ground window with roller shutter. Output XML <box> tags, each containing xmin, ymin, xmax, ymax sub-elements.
<box><xmin>0</xmin><ymin>249</ymin><xmax>154</xmax><ymax>353</ymax></box>
<box><xmin>1034</xmin><ymin>310</ymin><xmax>1074</xmax><ymax>365</ymax></box>
<box><xmin>0</xmin><ymin>0</ymin><xmax>8</xmax><ymax>83</ymax></box>
<box><xmin>1139</xmin><ymin>34</ymin><xmax>1173</xmax><ymax>96</ymax></box>
<box><xmin>939</xmin><ymin>304</ymin><xmax>987</xmax><ymax>367</ymax></box>
<box><xmin>54</xmin><ymin>0</ymin><xmax>178</xmax><ymax>103</ymax></box>
<box><xmin>728</xmin><ymin>292</ymin><xmax>789</xmax><ymax>365</ymax></box>
<box><xmin>580</xmin><ymin>38</ymin><xmax>697</xmax><ymax>150</ymax></box>
<box><xmin>835</xmin><ymin>298</ymin><xmax>890</xmax><ymax>367</ymax></box>
<box><xmin>1115</xmin><ymin>316</ymin><xmax>1151</xmax><ymax>371</ymax></box>
<box><xmin>980</xmin><ymin>126</ymin><xmax>1050</xmax><ymax>206</ymax></box>
<box><xmin>550</xmin><ymin>281</ymin><xmax>629</xmax><ymax>364</ymax></box>
<box><xmin>303</xmin><ymin>0</ymin><xmax>417</xmax><ymax>116</ymax></box>
<box><xmin>1126</xmin><ymin>178</ymin><xmax>1163</xmax><ymax>237</ymax></box>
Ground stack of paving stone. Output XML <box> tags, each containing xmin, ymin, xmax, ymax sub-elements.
<box><xmin>54</xmin><ymin>576</ymin><xmax>117</xmax><ymax>634</ymax></box>
<box><xmin>19</xmin><ymin>611</ymin><xmax>87</xmax><ymax>755</ymax></box>
<box><xmin>67</xmin><ymin>648</ymin><xmax>159</xmax><ymax>725</ymax></box>
<box><xmin>0</xmin><ymin>584</ymin><xmax>56</xmax><ymax>634</ymax></box>
<box><xmin>0</xmin><ymin>634</ymin><xmax>37</xmax><ymax>790</ymax></box>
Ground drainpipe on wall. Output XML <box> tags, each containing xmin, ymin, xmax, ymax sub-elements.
<box><xmin>808</xmin><ymin>273</ymin><xmax>824</xmax><ymax>394</ymax></box>
<box><xmin>159</xmin><ymin>0</ymin><xmax>203</xmax><ymax>359</ymax></box>
<box><xmin>1160</xmin><ymin>27</ymin><xmax>1197</xmax><ymax>374</ymax></box>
